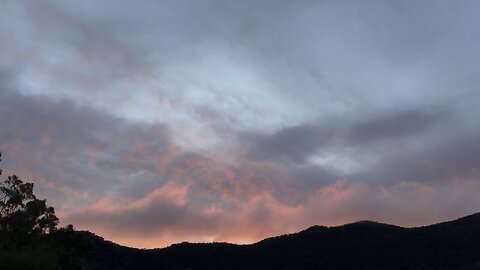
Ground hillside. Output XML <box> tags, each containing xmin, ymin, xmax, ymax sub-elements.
<box><xmin>72</xmin><ymin>213</ymin><xmax>480</xmax><ymax>270</ymax></box>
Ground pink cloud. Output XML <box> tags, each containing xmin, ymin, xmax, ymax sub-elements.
<box><xmin>65</xmin><ymin>177</ymin><xmax>480</xmax><ymax>248</ymax></box>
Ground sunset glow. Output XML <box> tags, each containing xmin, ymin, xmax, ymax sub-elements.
<box><xmin>1</xmin><ymin>0</ymin><xmax>480</xmax><ymax>248</ymax></box>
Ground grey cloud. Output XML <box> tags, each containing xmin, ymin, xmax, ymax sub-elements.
<box><xmin>240</xmin><ymin>107</ymin><xmax>447</xmax><ymax>166</ymax></box>
<box><xmin>242</xmin><ymin>124</ymin><xmax>335</xmax><ymax>165</ymax></box>
<box><xmin>70</xmin><ymin>196</ymin><xmax>218</xmax><ymax>237</ymax></box>
<box><xmin>348</xmin><ymin>108</ymin><xmax>447</xmax><ymax>145</ymax></box>
<box><xmin>0</xmin><ymin>88</ymin><xmax>285</xmax><ymax>214</ymax></box>
<box><xmin>358</xmin><ymin>132</ymin><xmax>480</xmax><ymax>185</ymax></box>
<box><xmin>0</xmin><ymin>89</ymin><xmax>172</xmax><ymax>204</ymax></box>
<box><xmin>238</xmin><ymin>99</ymin><xmax>478</xmax><ymax>189</ymax></box>
<box><xmin>288</xmin><ymin>164</ymin><xmax>339</xmax><ymax>191</ymax></box>
<box><xmin>4</xmin><ymin>0</ymin><xmax>480</xmax><ymax>130</ymax></box>
<box><xmin>2</xmin><ymin>0</ymin><xmax>480</xmax><ymax>247</ymax></box>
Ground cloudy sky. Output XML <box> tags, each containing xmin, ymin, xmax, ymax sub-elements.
<box><xmin>1</xmin><ymin>0</ymin><xmax>480</xmax><ymax>248</ymax></box>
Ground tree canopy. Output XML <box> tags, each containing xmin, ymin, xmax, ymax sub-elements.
<box><xmin>0</xmin><ymin>152</ymin><xmax>59</xmax><ymax>234</ymax></box>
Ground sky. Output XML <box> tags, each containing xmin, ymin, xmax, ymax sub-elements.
<box><xmin>1</xmin><ymin>0</ymin><xmax>480</xmax><ymax>248</ymax></box>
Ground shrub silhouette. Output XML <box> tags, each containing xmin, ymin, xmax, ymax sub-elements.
<box><xmin>0</xmin><ymin>152</ymin><xmax>59</xmax><ymax>234</ymax></box>
<box><xmin>0</xmin><ymin>152</ymin><xmax>86</xmax><ymax>270</ymax></box>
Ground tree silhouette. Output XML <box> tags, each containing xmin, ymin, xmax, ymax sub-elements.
<box><xmin>0</xmin><ymin>152</ymin><xmax>59</xmax><ymax>234</ymax></box>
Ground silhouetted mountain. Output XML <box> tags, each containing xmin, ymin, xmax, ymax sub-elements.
<box><xmin>3</xmin><ymin>213</ymin><xmax>480</xmax><ymax>269</ymax></box>
<box><xmin>67</xmin><ymin>213</ymin><xmax>480</xmax><ymax>270</ymax></box>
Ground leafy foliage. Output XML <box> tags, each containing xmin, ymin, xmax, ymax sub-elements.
<box><xmin>0</xmin><ymin>152</ymin><xmax>59</xmax><ymax>234</ymax></box>
<box><xmin>0</xmin><ymin>153</ymin><xmax>86</xmax><ymax>270</ymax></box>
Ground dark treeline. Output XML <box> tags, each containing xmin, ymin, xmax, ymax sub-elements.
<box><xmin>2</xmin><ymin>153</ymin><xmax>480</xmax><ymax>269</ymax></box>
<box><xmin>81</xmin><ymin>214</ymin><xmax>480</xmax><ymax>270</ymax></box>
<box><xmin>0</xmin><ymin>153</ymin><xmax>86</xmax><ymax>269</ymax></box>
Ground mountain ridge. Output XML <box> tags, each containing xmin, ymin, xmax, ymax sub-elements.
<box><xmin>85</xmin><ymin>212</ymin><xmax>480</xmax><ymax>251</ymax></box>
<box><xmin>2</xmin><ymin>213</ymin><xmax>480</xmax><ymax>269</ymax></box>
<box><xmin>71</xmin><ymin>212</ymin><xmax>480</xmax><ymax>269</ymax></box>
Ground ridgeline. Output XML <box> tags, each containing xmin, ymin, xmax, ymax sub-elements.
<box><xmin>1</xmin><ymin>153</ymin><xmax>480</xmax><ymax>269</ymax></box>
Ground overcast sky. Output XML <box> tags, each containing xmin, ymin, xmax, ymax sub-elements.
<box><xmin>1</xmin><ymin>0</ymin><xmax>480</xmax><ymax>248</ymax></box>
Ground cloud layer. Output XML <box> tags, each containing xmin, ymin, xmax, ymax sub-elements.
<box><xmin>1</xmin><ymin>0</ymin><xmax>480</xmax><ymax>247</ymax></box>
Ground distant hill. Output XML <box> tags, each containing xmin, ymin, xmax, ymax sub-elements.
<box><xmin>73</xmin><ymin>213</ymin><xmax>480</xmax><ymax>270</ymax></box>
<box><xmin>2</xmin><ymin>213</ymin><xmax>480</xmax><ymax>269</ymax></box>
